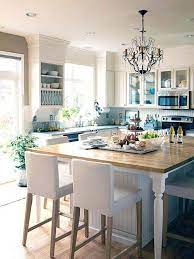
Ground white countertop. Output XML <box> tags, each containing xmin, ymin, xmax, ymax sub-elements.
<box><xmin>32</xmin><ymin>125</ymin><xmax>126</xmax><ymax>137</ymax></box>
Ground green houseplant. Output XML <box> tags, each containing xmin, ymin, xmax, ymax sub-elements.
<box><xmin>9</xmin><ymin>134</ymin><xmax>37</xmax><ymax>187</ymax></box>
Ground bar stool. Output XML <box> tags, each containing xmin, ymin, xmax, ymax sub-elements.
<box><xmin>44</xmin><ymin>136</ymin><xmax>71</xmax><ymax>209</ymax></box>
<box><xmin>78</xmin><ymin>131</ymin><xmax>97</xmax><ymax>141</ymax></box>
<box><xmin>163</xmin><ymin>175</ymin><xmax>194</xmax><ymax>247</ymax></box>
<box><xmin>70</xmin><ymin>159</ymin><xmax>142</xmax><ymax>259</ymax></box>
<box><xmin>23</xmin><ymin>151</ymin><xmax>89</xmax><ymax>258</ymax></box>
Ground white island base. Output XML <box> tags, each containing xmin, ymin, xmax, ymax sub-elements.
<box><xmin>88</xmin><ymin>162</ymin><xmax>193</xmax><ymax>249</ymax></box>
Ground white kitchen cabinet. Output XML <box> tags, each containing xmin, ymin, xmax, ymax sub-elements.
<box><xmin>174</xmin><ymin>67</ymin><xmax>189</xmax><ymax>90</ymax></box>
<box><xmin>96</xmin><ymin>52</ymin><xmax>115</xmax><ymax>108</ymax></box>
<box><xmin>114</xmin><ymin>71</ymin><xmax>127</xmax><ymax>107</ymax></box>
<box><xmin>158</xmin><ymin>67</ymin><xmax>189</xmax><ymax>90</ymax></box>
<box><xmin>143</xmin><ymin>72</ymin><xmax>157</xmax><ymax>106</ymax></box>
<box><xmin>97</xmin><ymin>128</ymin><xmax>118</xmax><ymax>138</ymax></box>
<box><xmin>27</xmin><ymin>35</ymin><xmax>69</xmax><ymax>114</ymax></box>
<box><xmin>106</xmin><ymin>70</ymin><xmax>115</xmax><ymax>107</ymax></box>
<box><xmin>127</xmin><ymin>71</ymin><xmax>157</xmax><ymax>107</ymax></box>
<box><xmin>128</xmin><ymin>73</ymin><xmax>141</xmax><ymax>106</ymax></box>
<box><xmin>158</xmin><ymin>68</ymin><xmax>173</xmax><ymax>90</ymax></box>
<box><xmin>190</xmin><ymin>67</ymin><xmax>194</xmax><ymax>109</ymax></box>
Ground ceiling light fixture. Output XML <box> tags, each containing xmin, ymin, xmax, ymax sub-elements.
<box><xmin>86</xmin><ymin>32</ymin><xmax>96</xmax><ymax>36</ymax></box>
<box><xmin>123</xmin><ymin>10</ymin><xmax>163</xmax><ymax>75</ymax></box>
<box><xmin>26</xmin><ymin>12</ymin><xmax>37</xmax><ymax>17</ymax></box>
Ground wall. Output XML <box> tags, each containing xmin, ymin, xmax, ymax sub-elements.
<box><xmin>109</xmin><ymin>107</ymin><xmax>194</xmax><ymax>127</ymax></box>
<box><xmin>65</xmin><ymin>46</ymin><xmax>96</xmax><ymax>66</ymax></box>
<box><xmin>0</xmin><ymin>32</ymin><xmax>29</xmax><ymax>104</ymax></box>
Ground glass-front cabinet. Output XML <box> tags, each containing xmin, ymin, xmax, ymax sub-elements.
<box><xmin>143</xmin><ymin>72</ymin><xmax>156</xmax><ymax>105</ymax></box>
<box><xmin>158</xmin><ymin>69</ymin><xmax>173</xmax><ymax>89</ymax></box>
<box><xmin>128</xmin><ymin>71</ymin><xmax>156</xmax><ymax>106</ymax></box>
<box><xmin>175</xmin><ymin>68</ymin><xmax>189</xmax><ymax>89</ymax></box>
<box><xmin>158</xmin><ymin>67</ymin><xmax>189</xmax><ymax>90</ymax></box>
<box><xmin>128</xmin><ymin>73</ymin><xmax>141</xmax><ymax>105</ymax></box>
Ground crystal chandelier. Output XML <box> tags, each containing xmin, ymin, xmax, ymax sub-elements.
<box><xmin>123</xmin><ymin>10</ymin><xmax>163</xmax><ymax>75</ymax></box>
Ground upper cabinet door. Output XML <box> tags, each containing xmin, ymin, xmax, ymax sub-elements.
<box><xmin>143</xmin><ymin>72</ymin><xmax>156</xmax><ymax>106</ymax></box>
<box><xmin>158</xmin><ymin>68</ymin><xmax>173</xmax><ymax>90</ymax></box>
<box><xmin>127</xmin><ymin>73</ymin><xmax>141</xmax><ymax>106</ymax></box>
<box><xmin>106</xmin><ymin>70</ymin><xmax>115</xmax><ymax>107</ymax></box>
<box><xmin>174</xmin><ymin>67</ymin><xmax>189</xmax><ymax>90</ymax></box>
<box><xmin>114</xmin><ymin>71</ymin><xmax>127</xmax><ymax>107</ymax></box>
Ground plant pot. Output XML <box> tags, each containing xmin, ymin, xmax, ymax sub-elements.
<box><xmin>16</xmin><ymin>168</ymin><xmax>27</xmax><ymax>187</ymax></box>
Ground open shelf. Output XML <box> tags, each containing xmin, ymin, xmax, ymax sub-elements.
<box><xmin>41</xmin><ymin>74</ymin><xmax>63</xmax><ymax>79</ymax></box>
<box><xmin>41</xmin><ymin>88</ymin><xmax>63</xmax><ymax>91</ymax></box>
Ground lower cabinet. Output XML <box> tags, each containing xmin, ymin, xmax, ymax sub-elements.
<box><xmin>97</xmin><ymin>128</ymin><xmax>118</xmax><ymax>138</ymax></box>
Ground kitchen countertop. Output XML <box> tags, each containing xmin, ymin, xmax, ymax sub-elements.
<box><xmin>32</xmin><ymin>125</ymin><xmax>126</xmax><ymax>136</ymax></box>
<box><xmin>30</xmin><ymin>137</ymin><xmax>194</xmax><ymax>174</ymax></box>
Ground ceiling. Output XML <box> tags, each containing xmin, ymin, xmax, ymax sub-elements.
<box><xmin>1</xmin><ymin>0</ymin><xmax>194</xmax><ymax>51</ymax></box>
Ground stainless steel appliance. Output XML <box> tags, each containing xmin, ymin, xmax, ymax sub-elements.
<box><xmin>161</xmin><ymin>115</ymin><xmax>193</xmax><ymax>135</ymax></box>
<box><xmin>158</xmin><ymin>91</ymin><xmax>190</xmax><ymax>109</ymax></box>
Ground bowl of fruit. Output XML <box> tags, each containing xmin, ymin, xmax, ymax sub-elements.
<box><xmin>138</xmin><ymin>131</ymin><xmax>164</xmax><ymax>148</ymax></box>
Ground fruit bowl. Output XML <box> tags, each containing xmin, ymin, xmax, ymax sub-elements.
<box><xmin>138</xmin><ymin>136</ymin><xmax>164</xmax><ymax>148</ymax></box>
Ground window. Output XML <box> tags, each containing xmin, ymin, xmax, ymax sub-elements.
<box><xmin>64</xmin><ymin>63</ymin><xmax>94</xmax><ymax>112</ymax></box>
<box><xmin>0</xmin><ymin>55</ymin><xmax>22</xmax><ymax>146</ymax></box>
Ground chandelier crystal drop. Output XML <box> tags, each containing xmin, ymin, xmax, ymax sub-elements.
<box><xmin>123</xmin><ymin>10</ymin><xmax>163</xmax><ymax>75</ymax></box>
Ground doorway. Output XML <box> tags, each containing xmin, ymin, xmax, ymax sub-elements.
<box><xmin>0</xmin><ymin>52</ymin><xmax>24</xmax><ymax>185</ymax></box>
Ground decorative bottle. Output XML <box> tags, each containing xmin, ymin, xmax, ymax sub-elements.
<box><xmin>169</xmin><ymin>126</ymin><xmax>175</xmax><ymax>143</ymax></box>
<box><xmin>177</xmin><ymin>126</ymin><xmax>183</xmax><ymax>144</ymax></box>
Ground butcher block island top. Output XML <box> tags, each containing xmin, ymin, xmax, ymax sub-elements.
<box><xmin>29</xmin><ymin>137</ymin><xmax>194</xmax><ymax>174</ymax></box>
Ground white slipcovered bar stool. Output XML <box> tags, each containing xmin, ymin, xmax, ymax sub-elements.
<box><xmin>70</xmin><ymin>159</ymin><xmax>142</xmax><ymax>259</ymax></box>
<box><xmin>23</xmin><ymin>152</ymin><xmax>89</xmax><ymax>258</ymax></box>
<box><xmin>163</xmin><ymin>175</ymin><xmax>194</xmax><ymax>247</ymax></box>
<box><xmin>78</xmin><ymin>131</ymin><xmax>97</xmax><ymax>141</ymax></box>
<box><xmin>44</xmin><ymin>136</ymin><xmax>71</xmax><ymax>209</ymax></box>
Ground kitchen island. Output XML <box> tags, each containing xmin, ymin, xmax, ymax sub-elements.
<box><xmin>30</xmin><ymin>137</ymin><xmax>194</xmax><ymax>259</ymax></box>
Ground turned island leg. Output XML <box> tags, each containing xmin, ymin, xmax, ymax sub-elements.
<box><xmin>151</xmin><ymin>174</ymin><xmax>168</xmax><ymax>259</ymax></box>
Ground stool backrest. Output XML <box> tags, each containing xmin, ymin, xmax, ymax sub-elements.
<box><xmin>25</xmin><ymin>151</ymin><xmax>59</xmax><ymax>199</ymax></box>
<box><xmin>78</xmin><ymin>132</ymin><xmax>97</xmax><ymax>141</ymax></box>
<box><xmin>46</xmin><ymin>136</ymin><xmax>69</xmax><ymax>145</ymax></box>
<box><xmin>72</xmin><ymin>159</ymin><xmax>114</xmax><ymax>215</ymax></box>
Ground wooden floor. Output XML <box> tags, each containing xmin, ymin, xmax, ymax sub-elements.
<box><xmin>0</xmin><ymin>191</ymin><xmax>192</xmax><ymax>259</ymax></box>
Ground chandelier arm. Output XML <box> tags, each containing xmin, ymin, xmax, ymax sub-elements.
<box><xmin>125</xmin><ymin>57</ymin><xmax>139</xmax><ymax>73</ymax></box>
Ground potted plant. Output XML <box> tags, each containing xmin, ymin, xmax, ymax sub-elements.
<box><xmin>9</xmin><ymin>134</ymin><xmax>37</xmax><ymax>187</ymax></box>
<box><xmin>58</xmin><ymin>106</ymin><xmax>79</xmax><ymax>128</ymax></box>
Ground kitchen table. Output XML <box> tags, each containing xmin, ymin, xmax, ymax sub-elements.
<box><xmin>29</xmin><ymin>137</ymin><xmax>194</xmax><ymax>259</ymax></box>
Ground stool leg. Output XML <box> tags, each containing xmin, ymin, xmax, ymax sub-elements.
<box><xmin>84</xmin><ymin>209</ymin><xmax>89</xmax><ymax>238</ymax></box>
<box><xmin>101</xmin><ymin>214</ymin><xmax>106</xmax><ymax>245</ymax></box>
<box><xmin>22</xmin><ymin>193</ymin><xmax>33</xmax><ymax>246</ymax></box>
<box><xmin>50</xmin><ymin>199</ymin><xmax>59</xmax><ymax>258</ymax></box>
<box><xmin>136</xmin><ymin>200</ymin><xmax>142</xmax><ymax>258</ymax></box>
<box><xmin>70</xmin><ymin>194</ymin><xmax>73</xmax><ymax>214</ymax></box>
<box><xmin>106</xmin><ymin>216</ymin><xmax>113</xmax><ymax>259</ymax></box>
<box><xmin>56</xmin><ymin>199</ymin><xmax>60</xmax><ymax>228</ymax></box>
<box><xmin>43</xmin><ymin>198</ymin><xmax>47</xmax><ymax>209</ymax></box>
<box><xmin>163</xmin><ymin>192</ymin><xmax>168</xmax><ymax>248</ymax></box>
<box><xmin>70</xmin><ymin>207</ymin><xmax>80</xmax><ymax>259</ymax></box>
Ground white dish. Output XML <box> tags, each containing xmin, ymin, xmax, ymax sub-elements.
<box><xmin>41</xmin><ymin>69</ymin><xmax>48</xmax><ymax>75</ymax></box>
<box><xmin>48</xmin><ymin>71</ymin><xmax>59</xmax><ymax>76</ymax></box>
<box><xmin>51</xmin><ymin>83</ymin><xmax>60</xmax><ymax>89</ymax></box>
